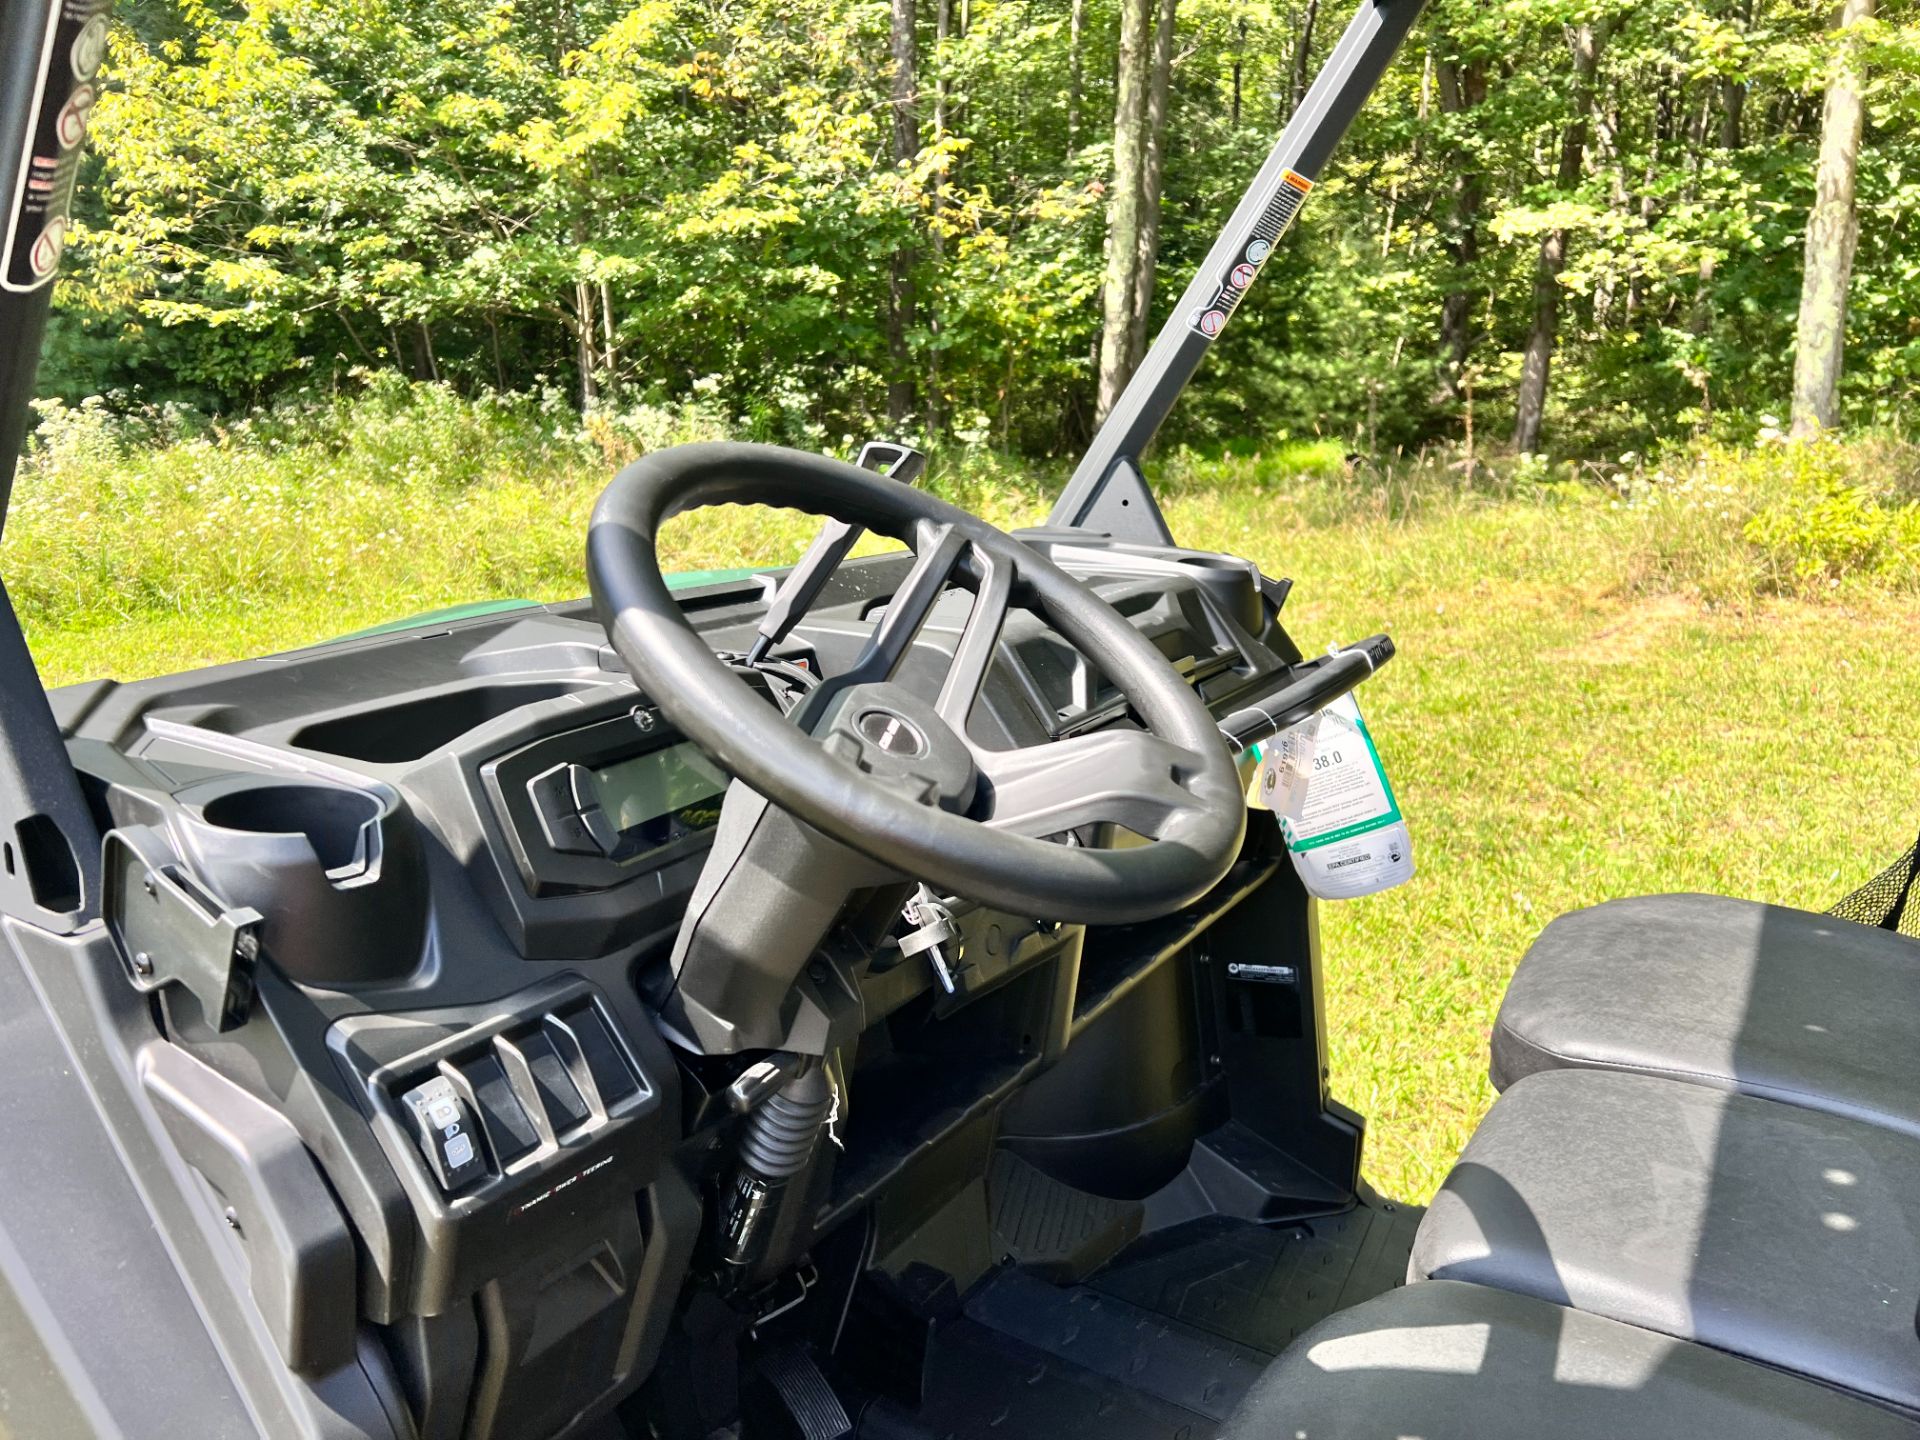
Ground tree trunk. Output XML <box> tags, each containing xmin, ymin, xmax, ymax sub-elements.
<box><xmin>927</xmin><ymin>0</ymin><xmax>950</xmax><ymax>435</ymax></box>
<box><xmin>1231</xmin><ymin>16</ymin><xmax>1245</xmax><ymax>129</ymax></box>
<box><xmin>1095</xmin><ymin>0</ymin><xmax>1154</xmax><ymax>423</ymax></box>
<box><xmin>417</xmin><ymin>322</ymin><xmax>441</xmax><ymax>384</ymax></box>
<box><xmin>1290</xmin><ymin>0</ymin><xmax>1320</xmax><ymax>118</ymax></box>
<box><xmin>1513</xmin><ymin>20</ymin><xmax>1609</xmax><ymax>454</ymax></box>
<box><xmin>1068</xmin><ymin>0</ymin><xmax>1085</xmax><ymax>155</ymax></box>
<box><xmin>574</xmin><ymin>280</ymin><xmax>599</xmax><ymax>408</ymax></box>
<box><xmin>598</xmin><ymin>278</ymin><xmax>618</xmax><ymax>390</ymax></box>
<box><xmin>1720</xmin><ymin>76</ymin><xmax>1746</xmax><ymax>150</ymax></box>
<box><xmin>1127</xmin><ymin>0</ymin><xmax>1178</xmax><ymax>368</ymax></box>
<box><xmin>1720</xmin><ymin>0</ymin><xmax>1752</xmax><ymax>150</ymax></box>
<box><xmin>888</xmin><ymin>0</ymin><xmax>919</xmax><ymax>427</ymax></box>
<box><xmin>1432</xmin><ymin>56</ymin><xmax>1485</xmax><ymax>408</ymax></box>
<box><xmin>1791</xmin><ymin>0</ymin><xmax>1874</xmax><ymax>438</ymax></box>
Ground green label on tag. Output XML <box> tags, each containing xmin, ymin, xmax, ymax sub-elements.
<box><xmin>1275</xmin><ymin>694</ymin><xmax>1402</xmax><ymax>853</ymax></box>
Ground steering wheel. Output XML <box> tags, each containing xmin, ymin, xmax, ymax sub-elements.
<box><xmin>587</xmin><ymin>443</ymin><xmax>1245</xmax><ymax>925</ymax></box>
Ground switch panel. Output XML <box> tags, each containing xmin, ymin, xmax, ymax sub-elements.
<box><xmin>400</xmin><ymin>1075</ymin><xmax>487</xmax><ymax>1192</ymax></box>
<box><xmin>458</xmin><ymin>1052</ymin><xmax>540</xmax><ymax>1165</ymax></box>
<box><xmin>556</xmin><ymin>1003</ymin><xmax>639</xmax><ymax>1106</ymax></box>
<box><xmin>347</xmin><ymin>978</ymin><xmax>665</xmax><ymax>1317</ymax></box>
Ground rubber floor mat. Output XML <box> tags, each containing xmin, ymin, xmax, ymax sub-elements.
<box><xmin>857</xmin><ymin>1316</ymin><xmax>1213</xmax><ymax>1440</ymax></box>
<box><xmin>1085</xmin><ymin>1201</ymin><xmax>1423</xmax><ymax>1354</ymax></box>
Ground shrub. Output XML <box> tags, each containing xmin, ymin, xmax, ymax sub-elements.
<box><xmin>1740</xmin><ymin>439</ymin><xmax>1920</xmax><ymax>589</ymax></box>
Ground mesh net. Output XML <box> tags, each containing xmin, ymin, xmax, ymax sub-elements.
<box><xmin>1828</xmin><ymin>832</ymin><xmax>1920</xmax><ymax>938</ymax></box>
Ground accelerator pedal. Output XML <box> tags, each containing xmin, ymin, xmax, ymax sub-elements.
<box><xmin>756</xmin><ymin>1343</ymin><xmax>852</xmax><ymax>1440</ymax></box>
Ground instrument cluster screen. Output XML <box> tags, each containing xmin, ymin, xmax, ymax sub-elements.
<box><xmin>586</xmin><ymin>742</ymin><xmax>728</xmax><ymax>851</ymax></box>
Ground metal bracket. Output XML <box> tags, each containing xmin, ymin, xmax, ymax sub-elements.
<box><xmin>1049</xmin><ymin>456</ymin><xmax>1175</xmax><ymax>546</ymax></box>
<box><xmin>103</xmin><ymin>826</ymin><xmax>262</xmax><ymax>1032</ymax></box>
<box><xmin>899</xmin><ymin>886</ymin><xmax>960</xmax><ymax>994</ymax></box>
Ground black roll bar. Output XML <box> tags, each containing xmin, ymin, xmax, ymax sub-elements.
<box><xmin>1049</xmin><ymin>0</ymin><xmax>1431</xmax><ymax>544</ymax></box>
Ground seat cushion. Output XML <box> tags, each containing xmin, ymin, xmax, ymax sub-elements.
<box><xmin>1220</xmin><ymin>1279</ymin><xmax>1919</xmax><ymax>1440</ymax></box>
<box><xmin>1492</xmin><ymin>894</ymin><xmax>1920</xmax><ymax>1138</ymax></box>
<box><xmin>1411</xmin><ymin>1068</ymin><xmax>1920</xmax><ymax>1415</ymax></box>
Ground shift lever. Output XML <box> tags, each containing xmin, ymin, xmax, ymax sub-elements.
<box><xmin>743</xmin><ymin>441</ymin><xmax>928</xmax><ymax>666</ymax></box>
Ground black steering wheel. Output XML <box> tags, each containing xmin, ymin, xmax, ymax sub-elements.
<box><xmin>587</xmin><ymin>443</ymin><xmax>1245</xmax><ymax>925</ymax></box>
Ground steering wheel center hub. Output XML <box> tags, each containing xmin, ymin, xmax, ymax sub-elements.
<box><xmin>855</xmin><ymin>708</ymin><xmax>925</xmax><ymax>758</ymax></box>
<box><xmin>808</xmin><ymin>681</ymin><xmax>979</xmax><ymax>815</ymax></box>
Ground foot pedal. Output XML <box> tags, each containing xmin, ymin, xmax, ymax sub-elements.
<box><xmin>758</xmin><ymin>1343</ymin><xmax>851</xmax><ymax>1440</ymax></box>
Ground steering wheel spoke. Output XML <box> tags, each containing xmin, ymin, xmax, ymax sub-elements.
<box><xmin>975</xmin><ymin>728</ymin><xmax>1210</xmax><ymax>842</ymax></box>
<box><xmin>842</xmin><ymin>522</ymin><xmax>968</xmax><ymax>686</ymax></box>
<box><xmin>935</xmin><ymin>544</ymin><xmax>1011</xmax><ymax>728</ymax></box>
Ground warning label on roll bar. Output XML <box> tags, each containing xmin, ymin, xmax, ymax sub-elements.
<box><xmin>1188</xmin><ymin>170</ymin><xmax>1314</xmax><ymax>340</ymax></box>
<box><xmin>3</xmin><ymin>0</ymin><xmax>110</xmax><ymax>293</ymax></box>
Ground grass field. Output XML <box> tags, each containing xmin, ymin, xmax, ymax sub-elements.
<box><xmin>10</xmin><ymin>392</ymin><xmax>1920</xmax><ymax>1201</ymax></box>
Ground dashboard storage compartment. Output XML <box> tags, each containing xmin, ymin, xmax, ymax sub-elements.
<box><xmin>174</xmin><ymin>775</ymin><xmax>427</xmax><ymax>988</ymax></box>
<box><xmin>291</xmin><ymin>681</ymin><xmax>590</xmax><ymax>764</ymax></box>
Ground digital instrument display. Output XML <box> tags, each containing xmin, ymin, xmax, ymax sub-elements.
<box><xmin>586</xmin><ymin>742</ymin><xmax>728</xmax><ymax>851</ymax></box>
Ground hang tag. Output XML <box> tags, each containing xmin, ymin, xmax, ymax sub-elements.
<box><xmin>1262</xmin><ymin>692</ymin><xmax>1413</xmax><ymax>900</ymax></box>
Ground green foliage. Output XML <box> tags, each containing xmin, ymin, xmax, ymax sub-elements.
<box><xmin>1741</xmin><ymin>438</ymin><xmax>1920</xmax><ymax>588</ymax></box>
<box><xmin>40</xmin><ymin>0</ymin><xmax>1919</xmax><ymax>455</ymax></box>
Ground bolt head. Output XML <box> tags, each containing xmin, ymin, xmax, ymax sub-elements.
<box><xmin>132</xmin><ymin>951</ymin><xmax>153</xmax><ymax>977</ymax></box>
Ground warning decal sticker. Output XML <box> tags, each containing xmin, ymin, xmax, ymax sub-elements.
<box><xmin>1188</xmin><ymin>169</ymin><xmax>1313</xmax><ymax>339</ymax></box>
<box><xmin>4</xmin><ymin>0</ymin><xmax>111</xmax><ymax>294</ymax></box>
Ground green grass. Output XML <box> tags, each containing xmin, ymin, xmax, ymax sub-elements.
<box><xmin>9</xmin><ymin>389</ymin><xmax>1920</xmax><ymax>1202</ymax></box>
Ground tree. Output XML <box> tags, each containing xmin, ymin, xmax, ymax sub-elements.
<box><xmin>889</xmin><ymin>0</ymin><xmax>921</xmax><ymax>426</ymax></box>
<box><xmin>1290</xmin><ymin>0</ymin><xmax>1320</xmax><ymax>117</ymax></box>
<box><xmin>1095</xmin><ymin>0</ymin><xmax>1155</xmax><ymax>424</ymax></box>
<box><xmin>1513</xmin><ymin>17</ymin><xmax>1610</xmax><ymax>454</ymax></box>
<box><xmin>1128</xmin><ymin>0</ymin><xmax>1179</xmax><ymax>367</ymax></box>
<box><xmin>1790</xmin><ymin>0</ymin><xmax>1875</xmax><ymax>438</ymax></box>
<box><xmin>1432</xmin><ymin>50</ymin><xmax>1486</xmax><ymax>408</ymax></box>
<box><xmin>45</xmin><ymin>0</ymin><xmax>1920</xmax><ymax>456</ymax></box>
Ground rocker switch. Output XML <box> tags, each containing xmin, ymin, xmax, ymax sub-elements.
<box><xmin>400</xmin><ymin>1075</ymin><xmax>487</xmax><ymax>1192</ymax></box>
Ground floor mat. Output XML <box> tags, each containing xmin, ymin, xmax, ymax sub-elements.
<box><xmin>858</xmin><ymin>1197</ymin><xmax>1423</xmax><ymax>1440</ymax></box>
<box><xmin>1086</xmin><ymin>1201</ymin><xmax>1423</xmax><ymax>1354</ymax></box>
<box><xmin>964</xmin><ymin>1268</ymin><xmax>1266</xmax><ymax>1422</ymax></box>
<box><xmin>857</xmin><ymin>1316</ymin><xmax>1216</xmax><ymax>1440</ymax></box>
<box><xmin>987</xmin><ymin>1149</ymin><xmax>1143</xmax><ymax>1277</ymax></box>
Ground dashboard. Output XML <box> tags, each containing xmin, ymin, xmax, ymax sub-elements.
<box><xmin>47</xmin><ymin>536</ymin><xmax>1312</xmax><ymax>1440</ymax></box>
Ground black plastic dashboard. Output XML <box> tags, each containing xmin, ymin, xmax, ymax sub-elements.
<box><xmin>42</xmin><ymin>536</ymin><xmax>1312</xmax><ymax>1440</ymax></box>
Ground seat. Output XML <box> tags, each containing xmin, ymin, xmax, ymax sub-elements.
<box><xmin>1219</xmin><ymin>1279</ymin><xmax>1920</xmax><ymax>1440</ymax></box>
<box><xmin>1492</xmin><ymin>893</ymin><xmax>1920</xmax><ymax>1138</ymax></box>
<box><xmin>1411</xmin><ymin>1067</ymin><xmax>1920</xmax><ymax>1415</ymax></box>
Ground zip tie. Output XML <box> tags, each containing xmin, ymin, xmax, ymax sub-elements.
<box><xmin>824</xmin><ymin>1067</ymin><xmax>845</xmax><ymax>1151</ymax></box>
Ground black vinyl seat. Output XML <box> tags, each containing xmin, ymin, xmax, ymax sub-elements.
<box><xmin>1492</xmin><ymin>894</ymin><xmax>1920</xmax><ymax>1138</ymax></box>
<box><xmin>1219</xmin><ymin>1278</ymin><xmax>1920</xmax><ymax>1440</ymax></box>
<box><xmin>1411</xmin><ymin>1067</ymin><xmax>1920</xmax><ymax>1415</ymax></box>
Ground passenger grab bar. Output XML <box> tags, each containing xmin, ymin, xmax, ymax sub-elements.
<box><xmin>1217</xmin><ymin>633</ymin><xmax>1394</xmax><ymax>755</ymax></box>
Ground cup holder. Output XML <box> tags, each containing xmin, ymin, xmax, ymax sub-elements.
<box><xmin>173</xmin><ymin>776</ymin><xmax>426</xmax><ymax>988</ymax></box>
<box><xmin>198</xmin><ymin>783</ymin><xmax>385</xmax><ymax>879</ymax></box>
